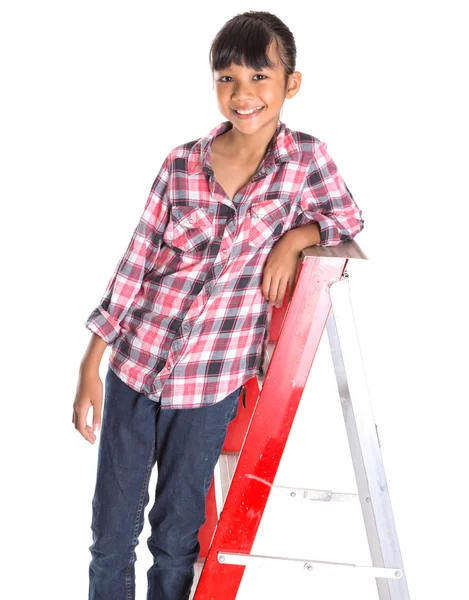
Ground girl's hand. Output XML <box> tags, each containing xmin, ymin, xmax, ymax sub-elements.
<box><xmin>72</xmin><ymin>366</ymin><xmax>103</xmax><ymax>444</ymax></box>
<box><xmin>261</xmin><ymin>232</ymin><xmax>302</xmax><ymax>308</ymax></box>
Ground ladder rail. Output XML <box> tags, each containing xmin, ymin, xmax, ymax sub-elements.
<box><xmin>327</xmin><ymin>275</ymin><xmax>411</xmax><ymax>599</ymax></box>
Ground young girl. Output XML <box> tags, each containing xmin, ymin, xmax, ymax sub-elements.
<box><xmin>73</xmin><ymin>10</ymin><xmax>364</xmax><ymax>600</ymax></box>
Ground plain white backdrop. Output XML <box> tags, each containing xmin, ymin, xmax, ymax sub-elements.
<box><xmin>1</xmin><ymin>1</ymin><xmax>467</xmax><ymax>598</ymax></box>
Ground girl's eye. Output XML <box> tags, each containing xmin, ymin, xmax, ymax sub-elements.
<box><xmin>218</xmin><ymin>74</ymin><xmax>267</xmax><ymax>82</ymax></box>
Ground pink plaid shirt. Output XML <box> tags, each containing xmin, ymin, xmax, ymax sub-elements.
<box><xmin>84</xmin><ymin>119</ymin><xmax>364</xmax><ymax>409</ymax></box>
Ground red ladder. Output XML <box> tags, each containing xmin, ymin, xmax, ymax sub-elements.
<box><xmin>191</xmin><ymin>240</ymin><xmax>410</xmax><ymax>600</ymax></box>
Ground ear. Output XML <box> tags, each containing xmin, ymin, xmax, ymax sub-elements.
<box><xmin>286</xmin><ymin>71</ymin><xmax>302</xmax><ymax>99</ymax></box>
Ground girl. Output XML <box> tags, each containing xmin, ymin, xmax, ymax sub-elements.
<box><xmin>73</xmin><ymin>10</ymin><xmax>364</xmax><ymax>600</ymax></box>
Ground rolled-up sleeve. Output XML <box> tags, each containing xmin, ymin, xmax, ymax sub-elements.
<box><xmin>297</xmin><ymin>141</ymin><xmax>365</xmax><ymax>246</ymax></box>
<box><xmin>84</xmin><ymin>154</ymin><xmax>172</xmax><ymax>344</ymax></box>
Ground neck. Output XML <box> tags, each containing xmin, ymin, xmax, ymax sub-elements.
<box><xmin>222</xmin><ymin>117</ymin><xmax>280</xmax><ymax>160</ymax></box>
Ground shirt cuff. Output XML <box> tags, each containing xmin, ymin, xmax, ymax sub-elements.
<box><xmin>307</xmin><ymin>213</ymin><xmax>343</xmax><ymax>246</ymax></box>
<box><xmin>84</xmin><ymin>306</ymin><xmax>120</xmax><ymax>345</ymax></box>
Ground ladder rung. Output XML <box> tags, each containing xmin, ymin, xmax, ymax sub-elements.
<box><xmin>270</xmin><ymin>485</ymin><xmax>358</xmax><ymax>502</ymax></box>
<box><xmin>217</xmin><ymin>453</ymin><xmax>358</xmax><ymax>503</ymax></box>
<box><xmin>217</xmin><ymin>552</ymin><xmax>403</xmax><ymax>580</ymax></box>
<box><xmin>216</xmin><ymin>453</ymin><xmax>239</xmax><ymax>508</ymax></box>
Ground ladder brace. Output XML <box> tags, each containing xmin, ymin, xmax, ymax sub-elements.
<box><xmin>217</xmin><ymin>552</ymin><xmax>403</xmax><ymax>580</ymax></box>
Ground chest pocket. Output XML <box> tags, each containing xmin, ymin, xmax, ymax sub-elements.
<box><xmin>163</xmin><ymin>205</ymin><xmax>214</xmax><ymax>253</ymax></box>
<box><xmin>247</xmin><ymin>199</ymin><xmax>290</xmax><ymax>248</ymax></box>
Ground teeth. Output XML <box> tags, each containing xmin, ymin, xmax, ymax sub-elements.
<box><xmin>235</xmin><ymin>106</ymin><xmax>263</xmax><ymax>115</ymax></box>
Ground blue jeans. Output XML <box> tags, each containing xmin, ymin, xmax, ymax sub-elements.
<box><xmin>88</xmin><ymin>365</ymin><xmax>242</xmax><ymax>600</ymax></box>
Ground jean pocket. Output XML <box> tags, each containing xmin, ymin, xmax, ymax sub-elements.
<box><xmin>247</xmin><ymin>199</ymin><xmax>289</xmax><ymax>248</ymax></box>
<box><xmin>163</xmin><ymin>205</ymin><xmax>213</xmax><ymax>253</ymax></box>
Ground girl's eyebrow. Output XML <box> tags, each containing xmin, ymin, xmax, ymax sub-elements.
<box><xmin>217</xmin><ymin>65</ymin><xmax>274</xmax><ymax>72</ymax></box>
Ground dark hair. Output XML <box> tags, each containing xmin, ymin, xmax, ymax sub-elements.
<box><xmin>209</xmin><ymin>11</ymin><xmax>297</xmax><ymax>90</ymax></box>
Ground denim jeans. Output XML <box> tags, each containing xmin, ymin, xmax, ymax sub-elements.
<box><xmin>88</xmin><ymin>364</ymin><xmax>242</xmax><ymax>600</ymax></box>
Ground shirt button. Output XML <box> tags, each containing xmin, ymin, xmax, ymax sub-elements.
<box><xmin>183</xmin><ymin>323</ymin><xmax>190</xmax><ymax>330</ymax></box>
<box><xmin>166</xmin><ymin>364</ymin><xmax>172</xmax><ymax>370</ymax></box>
<box><xmin>222</xmin><ymin>249</ymin><xmax>227</xmax><ymax>254</ymax></box>
<box><xmin>189</xmin><ymin>218</ymin><xmax>194</xmax><ymax>224</ymax></box>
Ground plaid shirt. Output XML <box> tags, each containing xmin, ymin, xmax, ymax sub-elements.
<box><xmin>84</xmin><ymin>119</ymin><xmax>364</xmax><ymax>409</ymax></box>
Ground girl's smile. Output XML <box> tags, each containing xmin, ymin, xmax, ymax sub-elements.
<box><xmin>231</xmin><ymin>106</ymin><xmax>265</xmax><ymax>119</ymax></box>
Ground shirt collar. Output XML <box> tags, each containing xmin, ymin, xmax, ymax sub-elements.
<box><xmin>187</xmin><ymin>118</ymin><xmax>299</xmax><ymax>177</ymax></box>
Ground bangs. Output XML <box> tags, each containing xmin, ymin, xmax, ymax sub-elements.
<box><xmin>210</xmin><ymin>19</ymin><xmax>281</xmax><ymax>73</ymax></box>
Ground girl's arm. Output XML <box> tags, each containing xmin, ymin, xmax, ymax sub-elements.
<box><xmin>84</xmin><ymin>153</ymin><xmax>172</xmax><ymax>346</ymax></box>
<box><xmin>294</xmin><ymin>140</ymin><xmax>365</xmax><ymax>246</ymax></box>
<box><xmin>74</xmin><ymin>332</ymin><xmax>108</xmax><ymax>445</ymax></box>
<box><xmin>80</xmin><ymin>332</ymin><xmax>108</xmax><ymax>374</ymax></box>
<box><xmin>282</xmin><ymin>222</ymin><xmax>321</xmax><ymax>251</ymax></box>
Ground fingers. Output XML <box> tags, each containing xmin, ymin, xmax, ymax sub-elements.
<box><xmin>73</xmin><ymin>398</ymin><xmax>99</xmax><ymax>445</ymax></box>
<box><xmin>261</xmin><ymin>272</ymin><xmax>272</xmax><ymax>304</ymax></box>
<box><xmin>274</xmin><ymin>278</ymin><xmax>288</xmax><ymax>308</ymax></box>
<box><xmin>92</xmin><ymin>402</ymin><xmax>102</xmax><ymax>434</ymax></box>
<box><xmin>261</xmin><ymin>273</ymin><xmax>279</xmax><ymax>307</ymax></box>
<box><xmin>287</xmin><ymin>277</ymin><xmax>296</xmax><ymax>302</ymax></box>
<box><xmin>76</xmin><ymin>405</ymin><xmax>97</xmax><ymax>445</ymax></box>
<box><xmin>262</xmin><ymin>272</ymin><xmax>288</xmax><ymax>308</ymax></box>
<box><xmin>73</xmin><ymin>371</ymin><xmax>103</xmax><ymax>445</ymax></box>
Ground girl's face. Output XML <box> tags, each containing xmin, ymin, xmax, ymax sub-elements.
<box><xmin>213</xmin><ymin>44</ymin><xmax>301</xmax><ymax>134</ymax></box>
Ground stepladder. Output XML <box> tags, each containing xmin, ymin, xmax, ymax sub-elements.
<box><xmin>190</xmin><ymin>240</ymin><xmax>410</xmax><ymax>600</ymax></box>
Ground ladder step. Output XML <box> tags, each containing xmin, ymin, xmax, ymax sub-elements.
<box><xmin>218</xmin><ymin>452</ymin><xmax>238</xmax><ymax>504</ymax></box>
<box><xmin>269</xmin><ymin>485</ymin><xmax>358</xmax><ymax>502</ymax></box>
<box><xmin>217</xmin><ymin>451</ymin><xmax>358</xmax><ymax>505</ymax></box>
<box><xmin>217</xmin><ymin>552</ymin><xmax>403</xmax><ymax>580</ymax></box>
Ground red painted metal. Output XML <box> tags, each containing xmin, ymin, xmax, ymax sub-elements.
<box><xmin>223</xmin><ymin>377</ymin><xmax>259</xmax><ymax>452</ymax></box>
<box><xmin>199</xmin><ymin>377</ymin><xmax>259</xmax><ymax>557</ymax></box>
<box><xmin>198</xmin><ymin>479</ymin><xmax>218</xmax><ymax>559</ymax></box>
<box><xmin>194</xmin><ymin>256</ymin><xmax>347</xmax><ymax>598</ymax></box>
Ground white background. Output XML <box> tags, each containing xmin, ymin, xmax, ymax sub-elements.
<box><xmin>1</xmin><ymin>1</ymin><xmax>467</xmax><ymax>598</ymax></box>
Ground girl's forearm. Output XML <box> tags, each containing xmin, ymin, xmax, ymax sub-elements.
<box><xmin>80</xmin><ymin>332</ymin><xmax>108</xmax><ymax>373</ymax></box>
<box><xmin>283</xmin><ymin>222</ymin><xmax>321</xmax><ymax>252</ymax></box>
